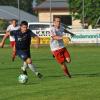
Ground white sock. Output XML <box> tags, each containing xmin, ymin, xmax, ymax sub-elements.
<box><xmin>28</xmin><ymin>63</ymin><xmax>38</xmax><ymax>75</ymax></box>
<box><xmin>21</xmin><ymin>62</ymin><xmax>28</xmax><ymax>71</ymax></box>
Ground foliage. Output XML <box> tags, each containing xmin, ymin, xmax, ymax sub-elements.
<box><xmin>69</xmin><ymin>0</ymin><xmax>100</xmax><ymax>28</ymax></box>
<box><xmin>0</xmin><ymin>19</ymin><xmax>8</xmax><ymax>30</ymax></box>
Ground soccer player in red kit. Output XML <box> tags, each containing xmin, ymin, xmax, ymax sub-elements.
<box><xmin>0</xmin><ymin>19</ymin><xmax>19</xmax><ymax>61</ymax></box>
<box><xmin>50</xmin><ymin>16</ymin><xmax>74</xmax><ymax>78</ymax></box>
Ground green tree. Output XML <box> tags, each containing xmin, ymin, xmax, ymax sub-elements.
<box><xmin>0</xmin><ymin>0</ymin><xmax>46</xmax><ymax>14</ymax></box>
<box><xmin>0</xmin><ymin>19</ymin><xmax>8</xmax><ymax>30</ymax></box>
<box><xmin>0</xmin><ymin>0</ymin><xmax>33</xmax><ymax>14</ymax></box>
<box><xmin>36</xmin><ymin>0</ymin><xmax>46</xmax><ymax>5</ymax></box>
<box><xmin>69</xmin><ymin>0</ymin><xmax>100</xmax><ymax>28</ymax></box>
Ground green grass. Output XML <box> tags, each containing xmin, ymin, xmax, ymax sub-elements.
<box><xmin>0</xmin><ymin>46</ymin><xmax>100</xmax><ymax>100</ymax></box>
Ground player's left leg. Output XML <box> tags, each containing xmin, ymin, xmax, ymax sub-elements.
<box><xmin>26</xmin><ymin>58</ymin><xmax>43</xmax><ymax>78</ymax></box>
<box><xmin>63</xmin><ymin>48</ymin><xmax>71</xmax><ymax>78</ymax></box>
<box><xmin>11</xmin><ymin>41</ymin><xmax>16</xmax><ymax>61</ymax></box>
<box><xmin>60</xmin><ymin>62</ymin><xmax>71</xmax><ymax>78</ymax></box>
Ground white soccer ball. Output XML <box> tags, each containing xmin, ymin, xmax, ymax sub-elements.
<box><xmin>18</xmin><ymin>74</ymin><xmax>28</xmax><ymax>84</ymax></box>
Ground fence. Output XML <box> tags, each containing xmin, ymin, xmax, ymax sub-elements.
<box><xmin>0</xmin><ymin>29</ymin><xmax>100</xmax><ymax>45</ymax></box>
<box><xmin>69</xmin><ymin>29</ymin><xmax>100</xmax><ymax>44</ymax></box>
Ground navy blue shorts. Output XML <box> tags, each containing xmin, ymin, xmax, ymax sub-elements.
<box><xmin>16</xmin><ymin>50</ymin><xmax>31</xmax><ymax>61</ymax></box>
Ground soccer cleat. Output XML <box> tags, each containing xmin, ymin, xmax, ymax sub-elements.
<box><xmin>64</xmin><ymin>74</ymin><xmax>71</xmax><ymax>78</ymax></box>
<box><xmin>23</xmin><ymin>70</ymin><xmax>28</xmax><ymax>75</ymax></box>
<box><xmin>21</xmin><ymin>70</ymin><xmax>28</xmax><ymax>75</ymax></box>
<box><xmin>68</xmin><ymin>74</ymin><xmax>71</xmax><ymax>78</ymax></box>
<box><xmin>12</xmin><ymin>56</ymin><xmax>15</xmax><ymax>62</ymax></box>
<box><xmin>36</xmin><ymin>72</ymin><xmax>43</xmax><ymax>79</ymax></box>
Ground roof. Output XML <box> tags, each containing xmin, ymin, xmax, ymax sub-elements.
<box><xmin>34</xmin><ymin>0</ymin><xmax>69</xmax><ymax>10</ymax></box>
<box><xmin>0</xmin><ymin>6</ymin><xmax>38</xmax><ymax>22</ymax></box>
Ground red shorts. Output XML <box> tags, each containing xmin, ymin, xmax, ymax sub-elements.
<box><xmin>52</xmin><ymin>48</ymin><xmax>70</xmax><ymax>64</ymax></box>
<box><xmin>10</xmin><ymin>41</ymin><xmax>16</xmax><ymax>48</ymax></box>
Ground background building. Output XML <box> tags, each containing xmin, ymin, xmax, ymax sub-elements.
<box><xmin>33</xmin><ymin>0</ymin><xmax>82</xmax><ymax>29</ymax></box>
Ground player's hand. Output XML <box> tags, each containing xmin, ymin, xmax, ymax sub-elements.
<box><xmin>0</xmin><ymin>42</ymin><xmax>4</xmax><ymax>48</ymax></box>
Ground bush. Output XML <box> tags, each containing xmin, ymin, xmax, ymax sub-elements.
<box><xmin>0</xmin><ymin>19</ymin><xmax>8</xmax><ymax>31</ymax></box>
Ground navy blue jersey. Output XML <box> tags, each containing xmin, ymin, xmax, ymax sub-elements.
<box><xmin>10</xmin><ymin>29</ymin><xmax>37</xmax><ymax>50</ymax></box>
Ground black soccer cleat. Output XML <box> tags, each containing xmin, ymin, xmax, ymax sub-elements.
<box><xmin>12</xmin><ymin>57</ymin><xmax>15</xmax><ymax>62</ymax></box>
<box><xmin>22</xmin><ymin>70</ymin><xmax>28</xmax><ymax>75</ymax></box>
<box><xmin>37</xmin><ymin>73</ymin><xmax>43</xmax><ymax>79</ymax></box>
<box><xmin>68</xmin><ymin>74</ymin><xmax>71</xmax><ymax>78</ymax></box>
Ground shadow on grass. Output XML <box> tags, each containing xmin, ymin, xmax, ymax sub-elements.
<box><xmin>72</xmin><ymin>72</ymin><xmax>100</xmax><ymax>77</ymax></box>
<box><xmin>32</xmin><ymin>58</ymin><xmax>54</xmax><ymax>61</ymax></box>
<box><xmin>45</xmin><ymin>72</ymin><xmax>100</xmax><ymax>78</ymax></box>
<box><xmin>0</xmin><ymin>67</ymin><xmax>19</xmax><ymax>70</ymax></box>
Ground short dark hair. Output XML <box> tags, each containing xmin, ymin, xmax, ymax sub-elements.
<box><xmin>11</xmin><ymin>19</ymin><xmax>17</xmax><ymax>22</ymax></box>
<box><xmin>53</xmin><ymin>16</ymin><xmax>61</xmax><ymax>21</ymax></box>
<box><xmin>20</xmin><ymin>21</ymin><xmax>28</xmax><ymax>26</ymax></box>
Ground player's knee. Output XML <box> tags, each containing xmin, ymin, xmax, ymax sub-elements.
<box><xmin>66</xmin><ymin>58</ymin><xmax>71</xmax><ymax>63</ymax></box>
<box><xmin>26</xmin><ymin>58</ymin><xmax>32</xmax><ymax>64</ymax></box>
<box><xmin>60</xmin><ymin>62</ymin><xmax>65</xmax><ymax>65</ymax></box>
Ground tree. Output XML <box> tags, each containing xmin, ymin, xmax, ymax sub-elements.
<box><xmin>0</xmin><ymin>19</ymin><xmax>8</xmax><ymax>30</ymax></box>
<box><xmin>69</xmin><ymin>0</ymin><xmax>100</xmax><ymax>28</ymax></box>
<box><xmin>34</xmin><ymin>0</ymin><xmax>46</xmax><ymax>6</ymax></box>
<box><xmin>0</xmin><ymin>0</ymin><xmax>33</xmax><ymax>14</ymax></box>
<box><xmin>0</xmin><ymin>0</ymin><xmax>46</xmax><ymax>14</ymax></box>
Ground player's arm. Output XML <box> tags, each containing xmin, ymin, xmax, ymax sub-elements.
<box><xmin>64</xmin><ymin>29</ymin><xmax>75</xmax><ymax>37</ymax></box>
<box><xmin>50</xmin><ymin>28</ymin><xmax>63</xmax><ymax>40</ymax></box>
<box><xmin>0</xmin><ymin>25</ymin><xmax>11</xmax><ymax>47</ymax></box>
<box><xmin>0</xmin><ymin>32</ymin><xmax>10</xmax><ymax>48</ymax></box>
<box><xmin>51</xmin><ymin>35</ymin><xmax>63</xmax><ymax>40</ymax></box>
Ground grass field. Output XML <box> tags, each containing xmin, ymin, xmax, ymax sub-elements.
<box><xmin>0</xmin><ymin>46</ymin><xmax>100</xmax><ymax>100</ymax></box>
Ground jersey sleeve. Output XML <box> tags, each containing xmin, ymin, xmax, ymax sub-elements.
<box><xmin>29</xmin><ymin>30</ymin><xmax>37</xmax><ymax>37</ymax></box>
<box><xmin>6</xmin><ymin>25</ymin><xmax>11</xmax><ymax>32</ymax></box>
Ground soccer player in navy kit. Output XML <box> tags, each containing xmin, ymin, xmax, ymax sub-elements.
<box><xmin>6</xmin><ymin>21</ymin><xmax>42</xmax><ymax>78</ymax></box>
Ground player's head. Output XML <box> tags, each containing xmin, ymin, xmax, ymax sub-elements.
<box><xmin>11</xmin><ymin>19</ymin><xmax>17</xmax><ymax>27</ymax></box>
<box><xmin>20</xmin><ymin>21</ymin><xmax>28</xmax><ymax>33</ymax></box>
<box><xmin>53</xmin><ymin>16</ymin><xmax>61</xmax><ymax>28</ymax></box>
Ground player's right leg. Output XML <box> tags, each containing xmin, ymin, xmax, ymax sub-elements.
<box><xmin>16</xmin><ymin>50</ymin><xmax>28</xmax><ymax>75</ymax></box>
<box><xmin>21</xmin><ymin>62</ymin><xmax>28</xmax><ymax>75</ymax></box>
